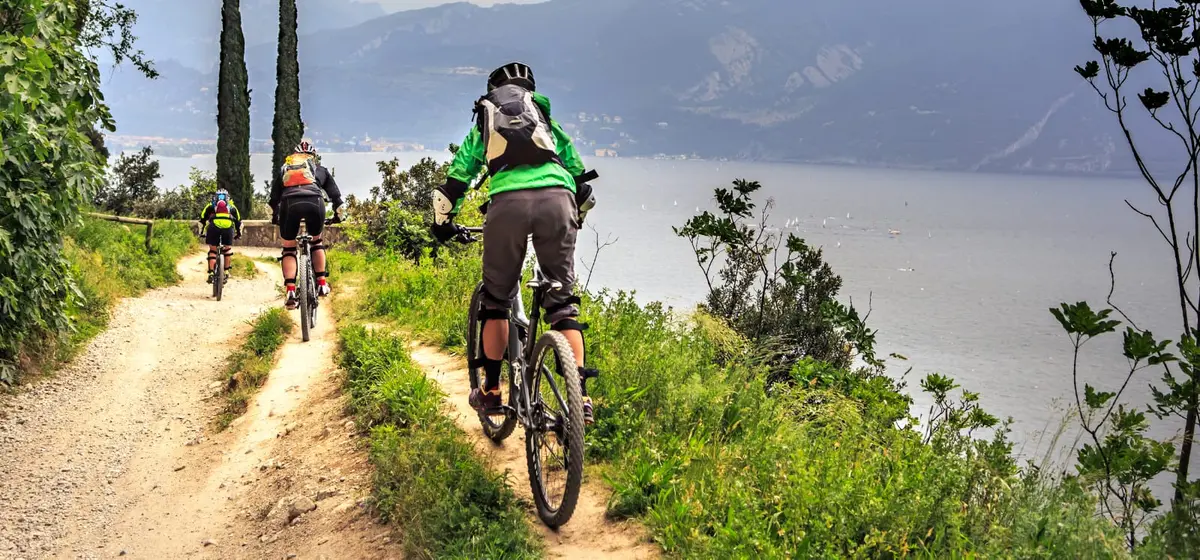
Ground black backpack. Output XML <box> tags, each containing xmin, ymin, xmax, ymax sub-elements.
<box><xmin>473</xmin><ymin>84</ymin><xmax>562</xmax><ymax>177</ymax></box>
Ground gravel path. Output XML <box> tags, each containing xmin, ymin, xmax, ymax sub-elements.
<box><xmin>0</xmin><ymin>251</ymin><xmax>279</xmax><ymax>559</ymax></box>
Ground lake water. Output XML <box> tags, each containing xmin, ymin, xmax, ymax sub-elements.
<box><xmin>153</xmin><ymin>152</ymin><xmax>1188</xmax><ymax>460</ymax></box>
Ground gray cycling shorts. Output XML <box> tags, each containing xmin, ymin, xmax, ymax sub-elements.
<box><xmin>481</xmin><ymin>187</ymin><xmax>580</xmax><ymax>324</ymax></box>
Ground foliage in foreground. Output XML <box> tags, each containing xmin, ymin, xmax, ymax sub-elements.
<box><xmin>331</xmin><ymin>244</ymin><xmax>1129</xmax><ymax>558</ymax></box>
<box><xmin>0</xmin><ymin>1</ymin><xmax>115</xmax><ymax>384</ymax></box>
<box><xmin>215</xmin><ymin>307</ymin><xmax>294</xmax><ymax>430</ymax></box>
<box><xmin>336</xmin><ymin>326</ymin><xmax>541</xmax><ymax>559</ymax></box>
<box><xmin>1068</xmin><ymin>1</ymin><xmax>1200</xmax><ymax>553</ymax></box>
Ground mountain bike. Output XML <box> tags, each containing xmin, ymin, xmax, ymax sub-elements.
<box><xmin>293</xmin><ymin>223</ymin><xmax>337</xmax><ymax>343</ymax></box>
<box><xmin>214</xmin><ymin>238</ymin><xmax>227</xmax><ymax>301</ymax></box>
<box><xmin>458</xmin><ymin>227</ymin><xmax>586</xmax><ymax>528</ymax></box>
<box><xmin>201</xmin><ymin>231</ymin><xmax>231</xmax><ymax>301</ymax></box>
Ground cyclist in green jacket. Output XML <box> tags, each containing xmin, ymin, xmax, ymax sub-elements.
<box><xmin>198</xmin><ymin>188</ymin><xmax>243</xmax><ymax>285</ymax></box>
<box><xmin>431</xmin><ymin>61</ymin><xmax>599</xmax><ymax>424</ymax></box>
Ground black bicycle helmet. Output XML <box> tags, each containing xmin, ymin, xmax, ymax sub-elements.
<box><xmin>487</xmin><ymin>61</ymin><xmax>535</xmax><ymax>91</ymax></box>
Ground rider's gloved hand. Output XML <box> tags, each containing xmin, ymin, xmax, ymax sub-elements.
<box><xmin>431</xmin><ymin>179</ymin><xmax>467</xmax><ymax>243</ymax></box>
<box><xmin>431</xmin><ymin>221</ymin><xmax>461</xmax><ymax>243</ymax></box>
<box><xmin>575</xmin><ymin>182</ymin><xmax>596</xmax><ymax>224</ymax></box>
<box><xmin>329</xmin><ymin>205</ymin><xmax>345</xmax><ymax>224</ymax></box>
<box><xmin>234</xmin><ymin>229</ymin><xmax>242</xmax><ymax>240</ymax></box>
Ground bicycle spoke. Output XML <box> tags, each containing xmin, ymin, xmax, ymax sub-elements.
<box><xmin>531</xmin><ymin>345</ymin><xmax>573</xmax><ymax>510</ymax></box>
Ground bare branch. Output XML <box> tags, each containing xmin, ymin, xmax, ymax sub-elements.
<box><xmin>1108</xmin><ymin>252</ymin><xmax>1141</xmax><ymax>330</ymax></box>
<box><xmin>1126</xmin><ymin>199</ymin><xmax>1174</xmax><ymax>246</ymax></box>
<box><xmin>581</xmin><ymin>222</ymin><xmax>618</xmax><ymax>293</ymax></box>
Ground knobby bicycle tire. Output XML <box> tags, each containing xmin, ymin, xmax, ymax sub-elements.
<box><xmin>214</xmin><ymin>252</ymin><xmax>224</xmax><ymax>301</ymax></box>
<box><xmin>467</xmin><ymin>282</ymin><xmax>517</xmax><ymax>442</ymax></box>
<box><xmin>306</xmin><ymin>256</ymin><xmax>318</xmax><ymax>329</ymax></box>
<box><xmin>525</xmin><ymin>330</ymin><xmax>584</xmax><ymax>528</ymax></box>
<box><xmin>299</xmin><ymin>251</ymin><xmax>311</xmax><ymax>342</ymax></box>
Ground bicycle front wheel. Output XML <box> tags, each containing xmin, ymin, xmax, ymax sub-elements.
<box><xmin>467</xmin><ymin>282</ymin><xmax>517</xmax><ymax>442</ymax></box>
<box><xmin>299</xmin><ymin>253</ymin><xmax>311</xmax><ymax>342</ymax></box>
<box><xmin>525</xmin><ymin>330</ymin><xmax>584</xmax><ymax>528</ymax></box>
<box><xmin>214</xmin><ymin>253</ymin><xmax>224</xmax><ymax>301</ymax></box>
<box><xmin>306</xmin><ymin>258</ymin><xmax>318</xmax><ymax>330</ymax></box>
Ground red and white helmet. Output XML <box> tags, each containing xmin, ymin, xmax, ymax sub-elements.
<box><xmin>295</xmin><ymin>140</ymin><xmax>316</xmax><ymax>154</ymax></box>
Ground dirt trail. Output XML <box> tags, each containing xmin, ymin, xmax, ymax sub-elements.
<box><xmin>0</xmin><ymin>249</ymin><xmax>402</xmax><ymax>559</ymax></box>
<box><xmin>408</xmin><ymin>345</ymin><xmax>660</xmax><ymax>560</ymax></box>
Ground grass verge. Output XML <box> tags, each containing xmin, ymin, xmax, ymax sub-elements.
<box><xmin>337</xmin><ymin>324</ymin><xmax>542</xmax><ymax>559</ymax></box>
<box><xmin>228</xmin><ymin>256</ymin><xmax>260</xmax><ymax>280</ymax></box>
<box><xmin>215</xmin><ymin>308</ymin><xmax>294</xmax><ymax>430</ymax></box>
<box><xmin>330</xmin><ymin>246</ymin><xmax>1132</xmax><ymax>558</ymax></box>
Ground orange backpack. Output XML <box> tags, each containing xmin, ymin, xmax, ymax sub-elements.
<box><xmin>281</xmin><ymin>152</ymin><xmax>318</xmax><ymax>187</ymax></box>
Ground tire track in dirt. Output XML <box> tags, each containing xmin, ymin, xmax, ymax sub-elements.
<box><xmin>408</xmin><ymin>344</ymin><xmax>660</xmax><ymax>560</ymax></box>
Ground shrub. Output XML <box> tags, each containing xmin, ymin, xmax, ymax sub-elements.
<box><xmin>93</xmin><ymin>146</ymin><xmax>161</xmax><ymax>215</ymax></box>
<box><xmin>343</xmin><ymin>145</ymin><xmax>467</xmax><ymax>260</ymax></box>
<box><xmin>674</xmin><ymin>179</ymin><xmax>879</xmax><ymax>381</ymax></box>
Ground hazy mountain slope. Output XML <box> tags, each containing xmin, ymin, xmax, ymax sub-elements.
<box><xmin>104</xmin><ymin>0</ymin><xmax>1170</xmax><ymax>174</ymax></box>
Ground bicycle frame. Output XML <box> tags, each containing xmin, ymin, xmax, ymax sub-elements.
<box><xmin>504</xmin><ymin>269</ymin><xmax>556</xmax><ymax>432</ymax></box>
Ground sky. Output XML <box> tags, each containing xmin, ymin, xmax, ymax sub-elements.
<box><xmin>372</xmin><ymin>0</ymin><xmax>542</xmax><ymax>11</ymax></box>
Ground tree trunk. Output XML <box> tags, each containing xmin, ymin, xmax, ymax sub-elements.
<box><xmin>216</xmin><ymin>0</ymin><xmax>252</xmax><ymax>213</ymax></box>
<box><xmin>270</xmin><ymin>0</ymin><xmax>303</xmax><ymax>198</ymax></box>
<box><xmin>1176</xmin><ymin>402</ymin><xmax>1197</xmax><ymax>505</ymax></box>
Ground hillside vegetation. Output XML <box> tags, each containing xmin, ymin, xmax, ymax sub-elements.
<box><xmin>326</xmin><ymin>172</ymin><xmax>1139</xmax><ymax>557</ymax></box>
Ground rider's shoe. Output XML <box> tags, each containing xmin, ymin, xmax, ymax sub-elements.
<box><xmin>206</xmin><ymin>271</ymin><xmax>214</xmax><ymax>284</ymax></box>
<box><xmin>317</xmin><ymin>279</ymin><xmax>331</xmax><ymax>297</ymax></box>
<box><xmin>469</xmin><ymin>387</ymin><xmax>502</xmax><ymax>412</ymax></box>
<box><xmin>285</xmin><ymin>289</ymin><xmax>299</xmax><ymax>310</ymax></box>
<box><xmin>582</xmin><ymin>397</ymin><xmax>594</xmax><ymax>425</ymax></box>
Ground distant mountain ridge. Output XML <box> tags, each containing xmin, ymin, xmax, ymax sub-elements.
<box><xmin>114</xmin><ymin>0</ymin><xmax>386</xmax><ymax>72</ymax></box>
<box><xmin>103</xmin><ymin>0</ymin><xmax>1168</xmax><ymax>175</ymax></box>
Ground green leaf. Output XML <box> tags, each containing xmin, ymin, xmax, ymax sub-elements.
<box><xmin>1139</xmin><ymin>88</ymin><xmax>1171</xmax><ymax>111</ymax></box>
<box><xmin>1075</xmin><ymin>60</ymin><xmax>1100</xmax><ymax>80</ymax></box>
<box><xmin>1083</xmin><ymin>384</ymin><xmax>1116</xmax><ymax>409</ymax></box>
<box><xmin>1050</xmin><ymin>301</ymin><xmax>1120</xmax><ymax>338</ymax></box>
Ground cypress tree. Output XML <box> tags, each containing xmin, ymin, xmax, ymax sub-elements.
<box><xmin>216</xmin><ymin>0</ymin><xmax>252</xmax><ymax>213</ymax></box>
<box><xmin>271</xmin><ymin>0</ymin><xmax>303</xmax><ymax>196</ymax></box>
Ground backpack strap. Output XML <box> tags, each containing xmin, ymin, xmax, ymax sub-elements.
<box><xmin>573</xmin><ymin>169</ymin><xmax>599</xmax><ymax>185</ymax></box>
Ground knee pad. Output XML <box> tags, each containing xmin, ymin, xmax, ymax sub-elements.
<box><xmin>551</xmin><ymin>319</ymin><xmax>588</xmax><ymax>333</ymax></box>
<box><xmin>545</xmin><ymin>296</ymin><xmax>583</xmax><ymax>319</ymax></box>
<box><xmin>221</xmin><ymin>247</ymin><xmax>233</xmax><ymax>256</ymax></box>
<box><xmin>478</xmin><ymin>307</ymin><xmax>509</xmax><ymax>328</ymax></box>
<box><xmin>207</xmin><ymin>250</ymin><xmax>217</xmax><ymax>261</ymax></box>
<box><xmin>281</xmin><ymin>247</ymin><xmax>297</xmax><ymax>260</ymax></box>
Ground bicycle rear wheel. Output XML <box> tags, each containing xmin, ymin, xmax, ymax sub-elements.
<box><xmin>214</xmin><ymin>252</ymin><xmax>224</xmax><ymax>301</ymax></box>
<box><xmin>467</xmin><ymin>282</ymin><xmax>517</xmax><ymax>442</ymax></box>
<box><xmin>525</xmin><ymin>331</ymin><xmax>584</xmax><ymax>528</ymax></box>
<box><xmin>306</xmin><ymin>258</ymin><xmax>318</xmax><ymax>329</ymax></box>
<box><xmin>299</xmin><ymin>252</ymin><xmax>311</xmax><ymax>342</ymax></box>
